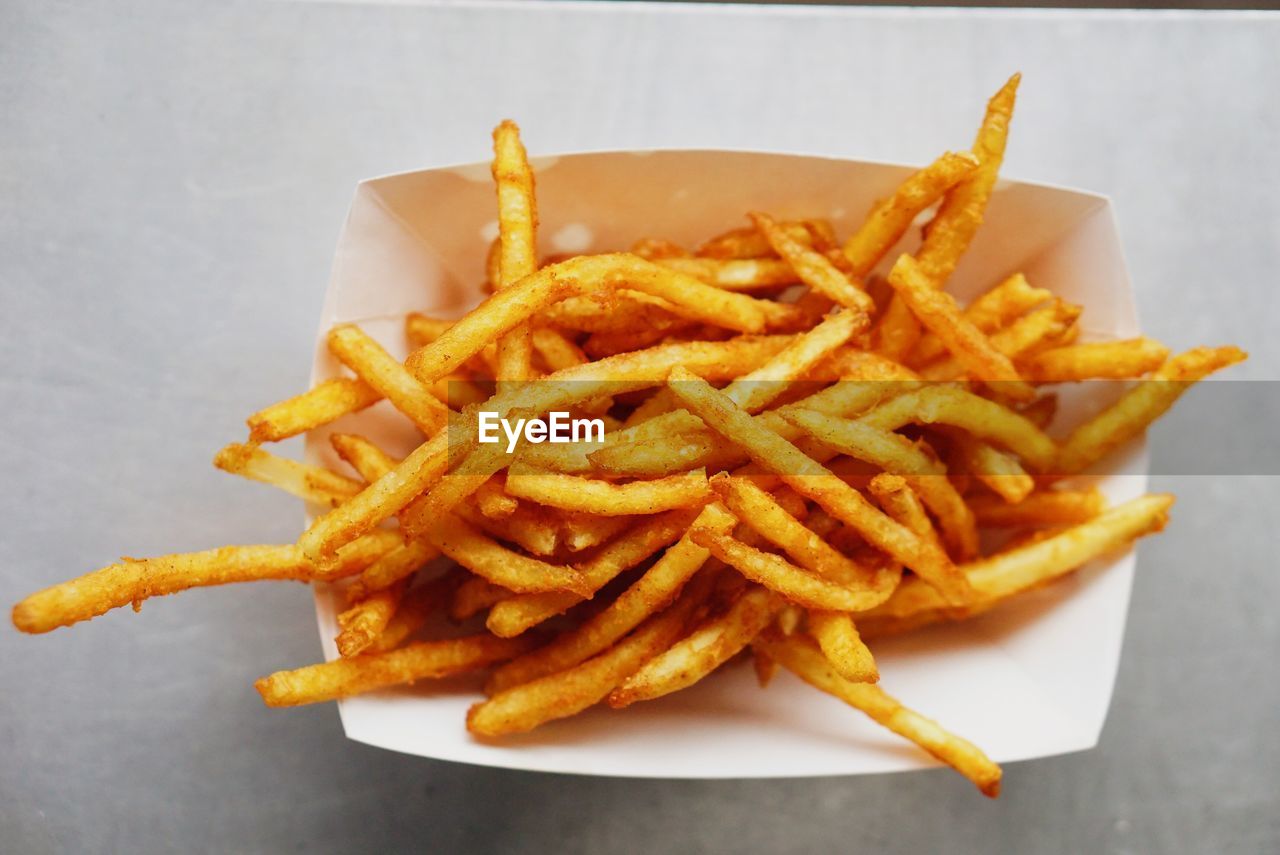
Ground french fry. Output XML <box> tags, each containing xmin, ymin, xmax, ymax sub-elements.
<box><xmin>944</xmin><ymin>429</ymin><xmax>1035</xmax><ymax>504</ymax></box>
<box><xmin>911</xmin><ymin>272</ymin><xmax>1051</xmax><ymax>365</ymax></box>
<box><xmin>919</xmin><ymin>74</ymin><xmax>1020</xmax><ymax>284</ymax></box>
<box><xmin>492</xmin><ymin>120</ymin><xmax>539</xmax><ymax>387</ymax></box>
<box><xmin>868</xmin><ymin>474</ymin><xmax>943</xmax><ymax>553</ymax></box>
<box><xmin>256</xmin><ymin>633</ymin><xmax>534</xmax><ymax>708</ymax></box>
<box><xmin>11</xmin><ymin>531</ymin><xmax>400</xmax><ymax>633</ymax></box>
<box><xmin>504</xmin><ymin>467</ymin><xmax>710</xmax><ymax>516</ymax></box>
<box><xmin>298</xmin><ymin>423</ymin><xmax>453</xmax><ymax>560</ymax></box>
<box><xmin>856</xmin><ymin>385</ymin><xmax>1056</xmax><ymax>471</ymax></box>
<box><xmin>449</xmin><ymin>575</ymin><xmax>511</xmax><ymax>622</ymax></box>
<box><xmin>423</xmin><ymin>514</ymin><xmax>588</xmax><ymax>596</ymax></box>
<box><xmin>866</xmin><ymin>494</ymin><xmax>1175</xmax><ymax>625</ymax></box>
<box><xmin>655</xmin><ymin>257</ymin><xmax>800</xmax><ymax>291</ymax></box>
<box><xmin>876</xmin><ymin>75</ymin><xmax>1020</xmax><ymax>361</ymax></box>
<box><xmin>486</xmin><ymin>509</ymin><xmax>696</xmax><ymax>638</ymax></box>
<box><xmin>886</xmin><ymin>255</ymin><xmax>1035</xmax><ymax>401</ymax></box>
<box><xmin>750</xmin><ymin>212</ymin><xmax>875</xmax><ymax>314</ymax></box>
<box><xmin>692</xmin><ymin>528</ymin><xmax>896</xmax><ymax>612</ymax></box>
<box><xmin>246</xmin><ymin>377</ymin><xmax>382</xmax><ymax>444</ymax></box>
<box><xmin>970</xmin><ymin>489</ymin><xmax>1106</xmax><ymax>527</ymax></box>
<box><xmin>404</xmin><ymin>312</ymin><xmax>454</xmax><ymax>349</ymax></box>
<box><xmin>807</xmin><ymin>611</ymin><xmax>878</xmax><ymax>683</ymax></box>
<box><xmin>699</xmin><ymin>219</ymin><xmax>827</xmax><ymax>259</ymax></box>
<box><xmin>1056</xmin><ymin>346</ymin><xmax>1246</xmax><ymax>474</ymax></box>
<box><xmin>777</xmin><ymin>409</ymin><xmax>979</xmax><ymax>562</ymax></box>
<box><xmin>336</xmin><ymin>581</ymin><xmax>406</xmax><ymax>658</ymax></box>
<box><xmin>368</xmin><ymin>572</ymin><xmax>458</xmax><ymax>653</ymax></box>
<box><xmin>559</xmin><ymin>512</ymin><xmax>633</xmax><ymax>553</ymax></box>
<box><xmin>486</xmin><ymin>502</ymin><xmax>736</xmax><ymax>693</ymax></box>
<box><xmin>755</xmin><ymin>632</ymin><xmax>1002</xmax><ymax>797</ymax></box>
<box><xmin>327</xmin><ymin>324</ymin><xmax>449</xmax><ymax>435</ymax></box>
<box><xmin>920</xmin><ymin>299</ymin><xmax>1081</xmax><ymax>381</ymax></box>
<box><xmin>454</xmin><ymin>501</ymin><xmax>560</xmax><ymax>557</ymax></box>
<box><xmin>472</xmin><ymin>476</ymin><xmax>518</xmax><ymax>519</ymax></box>
<box><xmin>841</xmin><ymin>151</ymin><xmax>981</xmax><ymax>277</ymax></box>
<box><xmin>213</xmin><ymin>442</ymin><xmax>362</xmax><ymax>507</ymax></box>
<box><xmin>404</xmin><ymin>254</ymin><xmax>800</xmax><ymax>385</ymax></box>
<box><xmin>710</xmin><ymin>474</ymin><xmax>897</xmax><ymax>601</ymax></box>
<box><xmin>346</xmin><ymin>538</ymin><xmax>440</xmax><ymax>602</ymax></box>
<box><xmin>630</xmin><ymin>237</ymin><xmax>690</xmax><ymax>260</ymax></box>
<box><xmin>329</xmin><ymin>433</ymin><xmax>398</xmax><ymax>482</ymax></box>
<box><xmin>719</xmin><ymin>309</ymin><xmax>867</xmax><ymax>414</ymax></box>
<box><xmin>467</xmin><ymin>571</ymin><xmax>715</xmax><ymax>736</ymax></box>
<box><xmin>1026</xmin><ymin>337</ymin><xmax>1171</xmax><ymax>382</ymax></box>
<box><xmin>666</xmin><ymin>367</ymin><xmax>963</xmax><ymax>602</ymax></box>
<box><xmin>608</xmin><ymin>585</ymin><xmax>781</xmax><ymax>708</ymax></box>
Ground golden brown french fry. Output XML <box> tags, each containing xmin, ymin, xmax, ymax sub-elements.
<box><xmin>424</xmin><ymin>514</ymin><xmax>588</xmax><ymax>596</ymax></box>
<box><xmin>486</xmin><ymin>503</ymin><xmax>736</xmax><ymax>694</ymax></box>
<box><xmin>918</xmin><ymin>74</ymin><xmax>1020</xmax><ymax>285</ymax></box>
<box><xmin>449</xmin><ymin>575</ymin><xmax>511</xmax><ymax>621</ymax></box>
<box><xmin>866</xmin><ymin>493</ymin><xmax>1174</xmax><ymax>626</ymax></box>
<box><xmin>327</xmin><ymin>324</ymin><xmax>449</xmax><ymax>435</ymax></box>
<box><xmin>503</xmin><ymin>467</ymin><xmax>710</xmax><ymax>516</ymax></box>
<box><xmin>1056</xmin><ymin>346</ymin><xmax>1246</xmax><ymax>474</ymax></box>
<box><xmin>472</xmin><ymin>476</ymin><xmax>518</xmax><ymax>519</ymax></box>
<box><xmin>868</xmin><ymin>474</ymin><xmax>943</xmax><ymax>553</ymax></box>
<box><xmin>755</xmin><ymin>632</ymin><xmax>1002</xmax><ymax>797</ymax></box>
<box><xmin>298</xmin><ymin>422</ymin><xmax>453</xmax><ymax>560</ymax></box>
<box><xmin>856</xmin><ymin>385</ymin><xmax>1056</xmax><ymax>471</ymax></box>
<box><xmin>970</xmin><ymin>489</ymin><xmax>1106</xmax><ymax>527</ymax></box>
<box><xmin>666</xmin><ymin>367</ymin><xmax>963</xmax><ymax>602</ymax></box>
<box><xmin>710</xmin><ymin>475</ymin><xmax>897</xmax><ymax>602</ymax></box>
<box><xmin>346</xmin><ymin>538</ymin><xmax>440</xmax><ymax>602</ymax></box>
<box><xmin>486</xmin><ymin>509</ymin><xmax>696</xmax><ymax>637</ymax></box>
<box><xmin>454</xmin><ymin>501</ymin><xmax>561</xmax><ymax>557</ymax></box>
<box><xmin>921</xmin><ymin>299</ymin><xmax>1081</xmax><ymax>381</ymax></box>
<box><xmin>876</xmin><ymin>75</ymin><xmax>1021</xmax><ymax>361</ymax></box>
<box><xmin>630</xmin><ymin>237</ymin><xmax>690</xmax><ymax>260</ymax></box>
<box><xmin>329</xmin><ymin>433</ymin><xmax>398</xmax><ymax>483</ymax></box>
<box><xmin>1026</xmin><ymin>337</ymin><xmax>1171</xmax><ymax>382</ymax></box>
<box><xmin>336</xmin><ymin>581</ymin><xmax>406</xmax><ymax>658</ymax></box>
<box><xmin>912</xmin><ymin>272</ymin><xmax>1051</xmax><ymax>365</ymax></box>
<box><xmin>944</xmin><ymin>429</ymin><xmax>1035</xmax><ymax>504</ymax></box>
<box><xmin>608</xmin><ymin>585</ymin><xmax>781</xmax><ymax>708</ymax></box>
<box><xmin>559</xmin><ymin>512</ymin><xmax>633</xmax><ymax>553</ymax></box>
<box><xmin>11</xmin><ymin>531</ymin><xmax>401</xmax><ymax>634</ymax></box>
<box><xmin>721</xmin><ymin>309</ymin><xmax>866</xmax><ymax>414</ymax></box>
<box><xmin>655</xmin><ymin>257</ymin><xmax>800</xmax><ymax>291</ymax></box>
<box><xmin>256</xmin><ymin>633</ymin><xmax>534</xmax><ymax>708</ymax></box>
<box><xmin>467</xmin><ymin>572</ymin><xmax>715</xmax><ymax>736</ymax></box>
<box><xmin>213</xmin><ymin>442</ymin><xmax>362</xmax><ymax>507</ymax></box>
<box><xmin>404</xmin><ymin>313</ymin><xmax>454</xmax><ymax>349</ymax></box>
<box><xmin>699</xmin><ymin>219</ymin><xmax>826</xmax><ymax>259</ymax></box>
<box><xmin>886</xmin><ymin>255</ymin><xmax>1035</xmax><ymax>401</ymax></box>
<box><xmin>404</xmin><ymin>254</ymin><xmax>800</xmax><ymax>385</ymax></box>
<box><xmin>750</xmin><ymin>212</ymin><xmax>875</xmax><ymax>314</ymax></box>
<box><xmin>365</xmin><ymin>573</ymin><xmax>456</xmax><ymax>653</ymax></box>
<box><xmin>692</xmin><ymin>528</ymin><xmax>895</xmax><ymax>612</ymax></box>
<box><xmin>842</xmin><ymin>151</ymin><xmax>980</xmax><ymax>277</ymax></box>
<box><xmin>492</xmin><ymin>120</ymin><xmax>539</xmax><ymax>387</ymax></box>
<box><xmin>776</xmin><ymin>409</ymin><xmax>979</xmax><ymax>563</ymax></box>
<box><xmin>807</xmin><ymin>610</ymin><xmax>878</xmax><ymax>683</ymax></box>
<box><xmin>247</xmin><ymin>378</ymin><xmax>382</xmax><ymax>443</ymax></box>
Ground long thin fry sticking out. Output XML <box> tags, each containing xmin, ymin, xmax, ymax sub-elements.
<box><xmin>492</xmin><ymin>120</ymin><xmax>538</xmax><ymax>388</ymax></box>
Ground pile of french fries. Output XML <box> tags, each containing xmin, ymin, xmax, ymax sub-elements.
<box><xmin>12</xmin><ymin>74</ymin><xmax>1246</xmax><ymax>796</ymax></box>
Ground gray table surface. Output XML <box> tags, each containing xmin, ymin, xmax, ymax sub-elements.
<box><xmin>3</xmin><ymin>2</ymin><xmax>1278</xmax><ymax>853</ymax></box>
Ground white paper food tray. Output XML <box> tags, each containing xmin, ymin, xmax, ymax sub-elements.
<box><xmin>303</xmin><ymin>150</ymin><xmax>1147</xmax><ymax>779</ymax></box>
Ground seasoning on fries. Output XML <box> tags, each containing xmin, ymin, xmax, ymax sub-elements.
<box><xmin>11</xmin><ymin>74</ymin><xmax>1246</xmax><ymax>797</ymax></box>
